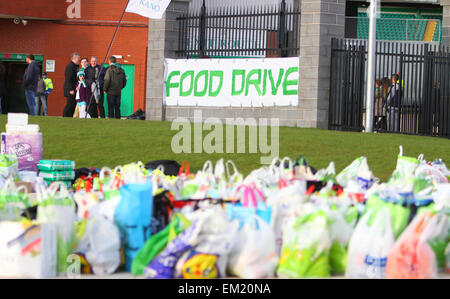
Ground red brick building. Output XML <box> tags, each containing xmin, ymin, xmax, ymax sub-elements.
<box><xmin>0</xmin><ymin>0</ymin><xmax>149</xmax><ymax>117</ymax></box>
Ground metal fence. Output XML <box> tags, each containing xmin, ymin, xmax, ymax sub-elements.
<box><xmin>329</xmin><ymin>38</ymin><xmax>450</xmax><ymax>138</ymax></box>
<box><xmin>176</xmin><ymin>0</ymin><xmax>301</xmax><ymax>58</ymax></box>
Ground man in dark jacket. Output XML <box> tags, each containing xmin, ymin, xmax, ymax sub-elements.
<box><xmin>85</xmin><ymin>56</ymin><xmax>105</xmax><ymax>118</ymax></box>
<box><xmin>0</xmin><ymin>62</ymin><xmax>6</xmax><ymax>114</ymax></box>
<box><xmin>63</xmin><ymin>53</ymin><xmax>81</xmax><ymax>117</ymax></box>
<box><xmin>104</xmin><ymin>56</ymin><xmax>127</xmax><ymax>119</ymax></box>
<box><xmin>23</xmin><ymin>54</ymin><xmax>40</xmax><ymax>115</ymax></box>
<box><xmin>385</xmin><ymin>73</ymin><xmax>402</xmax><ymax>132</ymax></box>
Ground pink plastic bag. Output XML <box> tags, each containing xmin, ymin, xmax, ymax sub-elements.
<box><xmin>386</xmin><ymin>212</ymin><xmax>439</xmax><ymax>279</ymax></box>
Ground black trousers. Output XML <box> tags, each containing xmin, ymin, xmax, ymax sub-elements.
<box><xmin>107</xmin><ymin>94</ymin><xmax>121</xmax><ymax>119</ymax></box>
<box><xmin>63</xmin><ymin>94</ymin><xmax>76</xmax><ymax>117</ymax></box>
<box><xmin>98</xmin><ymin>87</ymin><xmax>105</xmax><ymax>118</ymax></box>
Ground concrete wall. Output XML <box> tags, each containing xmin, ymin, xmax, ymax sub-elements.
<box><xmin>442</xmin><ymin>0</ymin><xmax>450</xmax><ymax>46</ymax></box>
<box><xmin>145</xmin><ymin>0</ymin><xmax>347</xmax><ymax>127</ymax></box>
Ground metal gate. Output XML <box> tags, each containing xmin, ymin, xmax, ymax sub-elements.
<box><xmin>329</xmin><ymin>39</ymin><xmax>365</xmax><ymax>132</ymax></box>
<box><xmin>329</xmin><ymin>38</ymin><xmax>450</xmax><ymax>138</ymax></box>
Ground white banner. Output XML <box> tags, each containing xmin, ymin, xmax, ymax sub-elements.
<box><xmin>164</xmin><ymin>58</ymin><xmax>299</xmax><ymax>107</ymax></box>
<box><xmin>125</xmin><ymin>0</ymin><xmax>171</xmax><ymax>19</ymax></box>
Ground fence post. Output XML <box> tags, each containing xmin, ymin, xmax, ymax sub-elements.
<box><xmin>421</xmin><ymin>43</ymin><xmax>430</xmax><ymax>135</ymax></box>
<box><xmin>199</xmin><ymin>0</ymin><xmax>206</xmax><ymax>58</ymax></box>
<box><xmin>279</xmin><ymin>0</ymin><xmax>287</xmax><ymax>57</ymax></box>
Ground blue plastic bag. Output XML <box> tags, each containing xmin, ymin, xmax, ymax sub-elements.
<box><xmin>114</xmin><ymin>183</ymin><xmax>153</xmax><ymax>272</ymax></box>
<box><xmin>225</xmin><ymin>202</ymin><xmax>272</xmax><ymax>229</ymax></box>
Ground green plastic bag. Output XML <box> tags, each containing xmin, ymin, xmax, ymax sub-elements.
<box><xmin>0</xmin><ymin>154</ymin><xmax>19</xmax><ymax>181</ymax></box>
<box><xmin>131</xmin><ymin>213</ymin><xmax>191</xmax><ymax>276</ymax></box>
<box><xmin>328</xmin><ymin>205</ymin><xmax>358</xmax><ymax>275</ymax></box>
<box><xmin>365</xmin><ymin>195</ymin><xmax>410</xmax><ymax>239</ymax></box>
<box><xmin>277</xmin><ymin>210</ymin><xmax>331</xmax><ymax>278</ymax></box>
<box><xmin>0</xmin><ymin>179</ymin><xmax>29</xmax><ymax>221</ymax></box>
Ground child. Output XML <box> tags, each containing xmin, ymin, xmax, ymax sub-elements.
<box><xmin>75</xmin><ymin>71</ymin><xmax>91</xmax><ymax>118</ymax></box>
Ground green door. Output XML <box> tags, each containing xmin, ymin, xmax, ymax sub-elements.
<box><xmin>103</xmin><ymin>64</ymin><xmax>135</xmax><ymax>118</ymax></box>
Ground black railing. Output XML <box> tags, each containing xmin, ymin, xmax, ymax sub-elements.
<box><xmin>176</xmin><ymin>0</ymin><xmax>301</xmax><ymax>58</ymax></box>
<box><xmin>329</xmin><ymin>38</ymin><xmax>450</xmax><ymax>138</ymax></box>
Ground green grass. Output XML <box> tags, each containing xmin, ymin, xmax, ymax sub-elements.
<box><xmin>1</xmin><ymin>116</ymin><xmax>449</xmax><ymax>182</ymax></box>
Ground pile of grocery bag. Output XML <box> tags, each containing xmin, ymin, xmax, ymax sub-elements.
<box><xmin>0</xmin><ymin>143</ymin><xmax>448</xmax><ymax>279</ymax></box>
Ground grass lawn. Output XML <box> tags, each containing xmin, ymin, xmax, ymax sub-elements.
<box><xmin>1</xmin><ymin>115</ymin><xmax>448</xmax><ymax>182</ymax></box>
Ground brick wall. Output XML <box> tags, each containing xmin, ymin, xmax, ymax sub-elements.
<box><xmin>0</xmin><ymin>0</ymin><xmax>148</xmax><ymax>116</ymax></box>
<box><xmin>0</xmin><ymin>0</ymin><xmax>66</xmax><ymax>20</ymax></box>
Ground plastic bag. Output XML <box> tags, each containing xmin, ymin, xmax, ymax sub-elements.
<box><xmin>174</xmin><ymin>207</ymin><xmax>238</xmax><ymax>279</ymax></box>
<box><xmin>328</xmin><ymin>206</ymin><xmax>358</xmax><ymax>275</ymax></box>
<box><xmin>386</xmin><ymin>212</ymin><xmax>444</xmax><ymax>278</ymax></box>
<box><xmin>277</xmin><ymin>210</ymin><xmax>331</xmax><ymax>278</ymax></box>
<box><xmin>0</xmin><ymin>178</ymin><xmax>29</xmax><ymax>221</ymax></box>
<box><xmin>131</xmin><ymin>213</ymin><xmax>191</xmax><ymax>276</ymax></box>
<box><xmin>346</xmin><ymin>209</ymin><xmax>394</xmax><ymax>278</ymax></box>
<box><xmin>226</xmin><ymin>183</ymin><xmax>271</xmax><ymax>228</ymax></box>
<box><xmin>74</xmin><ymin>216</ymin><xmax>121</xmax><ymax>275</ymax></box>
<box><xmin>114</xmin><ymin>183</ymin><xmax>153</xmax><ymax>272</ymax></box>
<box><xmin>228</xmin><ymin>216</ymin><xmax>279</xmax><ymax>278</ymax></box>
<box><xmin>364</xmin><ymin>195</ymin><xmax>411</xmax><ymax>239</ymax></box>
<box><xmin>0</xmin><ymin>154</ymin><xmax>19</xmax><ymax>180</ymax></box>
<box><xmin>36</xmin><ymin>182</ymin><xmax>76</xmax><ymax>274</ymax></box>
<box><xmin>144</xmin><ymin>213</ymin><xmax>205</xmax><ymax>279</ymax></box>
<box><xmin>267</xmin><ymin>181</ymin><xmax>306</xmax><ymax>255</ymax></box>
<box><xmin>0</xmin><ymin>220</ymin><xmax>57</xmax><ymax>278</ymax></box>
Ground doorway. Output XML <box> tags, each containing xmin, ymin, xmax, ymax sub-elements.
<box><xmin>0</xmin><ymin>54</ymin><xmax>43</xmax><ymax>114</ymax></box>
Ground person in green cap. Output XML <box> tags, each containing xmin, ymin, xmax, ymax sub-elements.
<box><xmin>75</xmin><ymin>71</ymin><xmax>92</xmax><ymax>118</ymax></box>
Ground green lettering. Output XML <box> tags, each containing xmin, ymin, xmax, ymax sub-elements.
<box><xmin>245</xmin><ymin>69</ymin><xmax>262</xmax><ymax>96</ymax></box>
<box><xmin>268</xmin><ymin>69</ymin><xmax>284</xmax><ymax>96</ymax></box>
<box><xmin>194</xmin><ymin>70</ymin><xmax>208</xmax><ymax>97</ymax></box>
<box><xmin>262</xmin><ymin>69</ymin><xmax>268</xmax><ymax>96</ymax></box>
<box><xmin>166</xmin><ymin>71</ymin><xmax>180</xmax><ymax>97</ymax></box>
<box><xmin>180</xmin><ymin>71</ymin><xmax>194</xmax><ymax>97</ymax></box>
<box><xmin>208</xmin><ymin>71</ymin><xmax>223</xmax><ymax>97</ymax></box>
<box><xmin>283</xmin><ymin>67</ymin><xmax>299</xmax><ymax>95</ymax></box>
<box><xmin>232</xmin><ymin>70</ymin><xmax>245</xmax><ymax>96</ymax></box>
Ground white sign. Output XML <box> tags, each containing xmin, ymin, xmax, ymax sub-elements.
<box><xmin>125</xmin><ymin>0</ymin><xmax>172</xmax><ymax>19</ymax></box>
<box><xmin>45</xmin><ymin>60</ymin><xmax>55</xmax><ymax>72</ymax></box>
<box><xmin>164</xmin><ymin>58</ymin><xmax>299</xmax><ymax>107</ymax></box>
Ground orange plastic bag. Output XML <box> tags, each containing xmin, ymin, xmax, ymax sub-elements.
<box><xmin>386</xmin><ymin>212</ymin><xmax>439</xmax><ymax>279</ymax></box>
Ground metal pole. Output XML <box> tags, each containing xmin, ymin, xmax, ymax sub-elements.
<box><xmin>365</xmin><ymin>0</ymin><xmax>377</xmax><ymax>133</ymax></box>
<box><xmin>199</xmin><ymin>0</ymin><xmax>206</xmax><ymax>58</ymax></box>
<box><xmin>102</xmin><ymin>0</ymin><xmax>131</xmax><ymax>65</ymax></box>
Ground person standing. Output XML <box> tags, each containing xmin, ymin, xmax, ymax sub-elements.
<box><xmin>104</xmin><ymin>56</ymin><xmax>126</xmax><ymax>119</ymax></box>
<box><xmin>75</xmin><ymin>71</ymin><xmax>91</xmax><ymax>118</ymax></box>
<box><xmin>63</xmin><ymin>53</ymin><xmax>81</xmax><ymax>117</ymax></box>
<box><xmin>80</xmin><ymin>57</ymin><xmax>89</xmax><ymax>72</ymax></box>
<box><xmin>35</xmin><ymin>75</ymin><xmax>47</xmax><ymax>116</ymax></box>
<box><xmin>23</xmin><ymin>54</ymin><xmax>40</xmax><ymax>115</ymax></box>
<box><xmin>98</xmin><ymin>64</ymin><xmax>107</xmax><ymax>118</ymax></box>
<box><xmin>42</xmin><ymin>72</ymin><xmax>53</xmax><ymax>115</ymax></box>
<box><xmin>386</xmin><ymin>74</ymin><xmax>402</xmax><ymax>132</ymax></box>
<box><xmin>84</xmin><ymin>56</ymin><xmax>103</xmax><ymax>118</ymax></box>
<box><xmin>0</xmin><ymin>62</ymin><xmax>6</xmax><ymax>114</ymax></box>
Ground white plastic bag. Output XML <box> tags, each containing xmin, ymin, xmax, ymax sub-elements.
<box><xmin>89</xmin><ymin>167</ymin><xmax>122</xmax><ymax>223</ymax></box>
<box><xmin>0</xmin><ymin>221</ymin><xmax>57</xmax><ymax>278</ymax></box>
<box><xmin>75</xmin><ymin>216</ymin><xmax>121</xmax><ymax>275</ymax></box>
<box><xmin>228</xmin><ymin>216</ymin><xmax>279</xmax><ymax>278</ymax></box>
<box><xmin>267</xmin><ymin>180</ymin><xmax>306</xmax><ymax>255</ymax></box>
<box><xmin>346</xmin><ymin>209</ymin><xmax>394</xmax><ymax>278</ymax></box>
<box><xmin>173</xmin><ymin>206</ymin><xmax>238</xmax><ymax>279</ymax></box>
